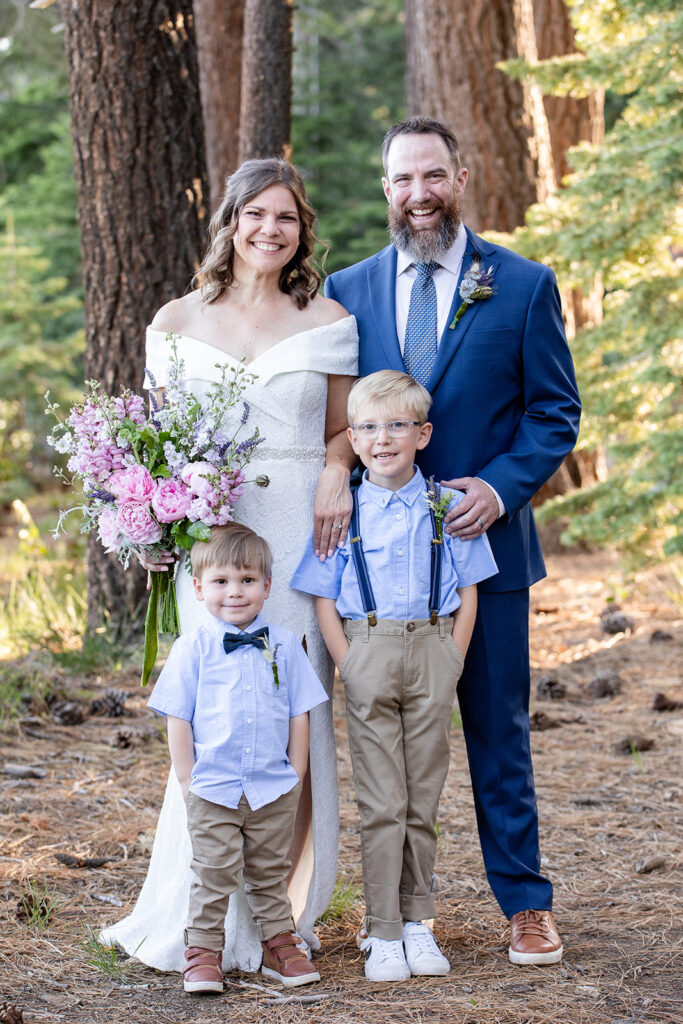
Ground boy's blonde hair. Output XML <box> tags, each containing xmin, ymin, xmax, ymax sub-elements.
<box><xmin>347</xmin><ymin>370</ymin><xmax>432</xmax><ymax>425</ymax></box>
<box><xmin>190</xmin><ymin>523</ymin><xmax>273</xmax><ymax>579</ymax></box>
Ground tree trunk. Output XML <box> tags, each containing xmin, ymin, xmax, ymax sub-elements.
<box><xmin>238</xmin><ymin>0</ymin><xmax>293</xmax><ymax>162</ymax></box>
<box><xmin>193</xmin><ymin>0</ymin><xmax>245</xmax><ymax>212</ymax></box>
<box><xmin>61</xmin><ymin>0</ymin><xmax>208</xmax><ymax>634</ymax></box>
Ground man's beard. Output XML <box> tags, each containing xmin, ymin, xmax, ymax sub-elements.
<box><xmin>388</xmin><ymin>196</ymin><xmax>461</xmax><ymax>262</ymax></box>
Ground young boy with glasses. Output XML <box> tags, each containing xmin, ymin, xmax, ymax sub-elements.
<box><xmin>291</xmin><ymin>369</ymin><xmax>498</xmax><ymax>982</ymax></box>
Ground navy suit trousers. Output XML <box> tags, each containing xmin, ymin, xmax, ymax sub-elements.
<box><xmin>457</xmin><ymin>588</ymin><xmax>552</xmax><ymax>917</ymax></box>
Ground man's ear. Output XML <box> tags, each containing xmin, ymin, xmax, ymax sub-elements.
<box><xmin>382</xmin><ymin>176</ymin><xmax>391</xmax><ymax>202</ymax></box>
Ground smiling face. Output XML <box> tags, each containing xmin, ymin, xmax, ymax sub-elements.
<box><xmin>232</xmin><ymin>183</ymin><xmax>302</xmax><ymax>276</ymax></box>
<box><xmin>193</xmin><ymin>562</ymin><xmax>271</xmax><ymax>629</ymax></box>
<box><xmin>383</xmin><ymin>132</ymin><xmax>468</xmax><ymax>262</ymax></box>
<box><xmin>348</xmin><ymin>404</ymin><xmax>433</xmax><ymax>491</ymax></box>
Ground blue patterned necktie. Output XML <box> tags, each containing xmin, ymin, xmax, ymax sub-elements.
<box><xmin>403</xmin><ymin>260</ymin><xmax>439</xmax><ymax>388</ymax></box>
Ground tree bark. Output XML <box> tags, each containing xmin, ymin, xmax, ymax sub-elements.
<box><xmin>238</xmin><ymin>0</ymin><xmax>293</xmax><ymax>162</ymax></box>
<box><xmin>61</xmin><ymin>0</ymin><xmax>208</xmax><ymax>633</ymax></box>
<box><xmin>193</xmin><ymin>0</ymin><xmax>245</xmax><ymax>212</ymax></box>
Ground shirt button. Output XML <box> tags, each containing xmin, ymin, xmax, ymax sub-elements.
<box><xmin>397</xmin><ymin>587</ymin><xmax>404</xmax><ymax>595</ymax></box>
<box><xmin>246</xmin><ymin>747</ymin><xmax>252</xmax><ymax>754</ymax></box>
<box><xmin>407</xmin><ymin>621</ymin><xmax>416</xmax><ymax>632</ymax></box>
<box><xmin>247</xmin><ymin>718</ymin><xmax>253</xmax><ymax>724</ymax></box>
<box><xmin>246</xmin><ymin>685</ymin><xmax>252</xmax><ymax>692</ymax></box>
<box><xmin>395</xmin><ymin>513</ymin><xmax>401</xmax><ymax>520</ymax></box>
<box><xmin>242</xmin><ymin>777</ymin><xmax>248</xmax><ymax>783</ymax></box>
<box><xmin>398</xmin><ymin>548</ymin><xmax>404</xmax><ymax>555</ymax></box>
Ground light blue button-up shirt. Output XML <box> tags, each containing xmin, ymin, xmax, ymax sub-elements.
<box><xmin>147</xmin><ymin>612</ymin><xmax>328</xmax><ymax>811</ymax></box>
<box><xmin>291</xmin><ymin>467</ymin><xmax>498</xmax><ymax>620</ymax></box>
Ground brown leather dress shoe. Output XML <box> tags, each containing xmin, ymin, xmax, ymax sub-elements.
<box><xmin>182</xmin><ymin>946</ymin><xmax>223</xmax><ymax>992</ymax></box>
<box><xmin>261</xmin><ymin>931</ymin><xmax>321</xmax><ymax>987</ymax></box>
<box><xmin>508</xmin><ymin>910</ymin><xmax>563</xmax><ymax>965</ymax></box>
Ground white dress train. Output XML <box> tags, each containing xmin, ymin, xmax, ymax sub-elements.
<box><xmin>100</xmin><ymin>317</ymin><xmax>359</xmax><ymax>971</ymax></box>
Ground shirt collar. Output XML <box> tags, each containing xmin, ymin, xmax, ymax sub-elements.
<box><xmin>396</xmin><ymin>222</ymin><xmax>467</xmax><ymax>278</ymax></box>
<box><xmin>359</xmin><ymin>466</ymin><xmax>427</xmax><ymax>508</ymax></box>
<box><xmin>206</xmin><ymin>610</ymin><xmax>268</xmax><ymax>639</ymax></box>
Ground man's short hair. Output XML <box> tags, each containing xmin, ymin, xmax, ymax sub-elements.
<box><xmin>348</xmin><ymin>370</ymin><xmax>432</xmax><ymax>425</ymax></box>
<box><xmin>382</xmin><ymin>116</ymin><xmax>461</xmax><ymax>173</ymax></box>
<box><xmin>190</xmin><ymin>523</ymin><xmax>273</xmax><ymax>579</ymax></box>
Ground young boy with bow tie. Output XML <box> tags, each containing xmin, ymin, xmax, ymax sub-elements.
<box><xmin>147</xmin><ymin>523</ymin><xmax>327</xmax><ymax>993</ymax></box>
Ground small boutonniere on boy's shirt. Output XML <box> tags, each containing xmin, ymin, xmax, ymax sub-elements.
<box><xmin>425</xmin><ymin>476</ymin><xmax>455</xmax><ymax>542</ymax></box>
<box><xmin>260</xmin><ymin>636</ymin><xmax>283</xmax><ymax>688</ymax></box>
<box><xmin>449</xmin><ymin>254</ymin><xmax>495</xmax><ymax>330</ymax></box>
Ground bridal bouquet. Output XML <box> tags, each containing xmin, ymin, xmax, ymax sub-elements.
<box><xmin>47</xmin><ymin>335</ymin><xmax>262</xmax><ymax>684</ymax></box>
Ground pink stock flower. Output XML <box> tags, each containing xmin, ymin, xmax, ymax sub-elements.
<box><xmin>115</xmin><ymin>500</ymin><xmax>163</xmax><ymax>545</ymax></box>
<box><xmin>97</xmin><ymin>508</ymin><xmax>121</xmax><ymax>553</ymax></box>
<box><xmin>181</xmin><ymin>461</ymin><xmax>216</xmax><ymax>495</ymax></box>
<box><xmin>109</xmin><ymin>464</ymin><xmax>156</xmax><ymax>502</ymax></box>
<box><xmin>151</xmin><ymin>478</ymin><xmax>192</xmax><ymax>523</ymax></box>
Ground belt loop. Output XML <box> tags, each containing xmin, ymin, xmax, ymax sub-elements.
<box><xmin>438</xmin><ymin>617</ymin><xmax>447</xmax><ymax>639</ymax></box>
<box><xmin>363</xmin><ymin>617</ymin><xmax>370</xmax><ymax>643</ymax></box>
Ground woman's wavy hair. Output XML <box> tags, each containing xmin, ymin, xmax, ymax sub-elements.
<box><xmin>195</xmin><ymin>158</ymin><xmax>324</xmax><ymax>308</ymax></box>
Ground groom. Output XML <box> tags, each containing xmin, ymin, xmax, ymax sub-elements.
<box><xmin>326</xmin><ymin>116</ymin><xmax>581</xmax><ymax>965</ymax></box>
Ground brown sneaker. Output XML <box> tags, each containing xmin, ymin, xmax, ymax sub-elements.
<box><xmin>508</xmin><ymin>910</ymin><xmax>563</xmax><ymax>965</ymax></box>
<box><xmin>261</xmin><ymin>931</ymin><xmax>321</xmax><ymax>987</ymax></box>
<box><xmin>182</xmin><ymin>946</ymin><xmax>223</xmax><ymax>992</ymax></box>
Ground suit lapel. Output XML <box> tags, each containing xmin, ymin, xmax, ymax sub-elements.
<box><xmin>367</xmin><ymin>246</ymin><xmax>405</xmax><ymax>372</ymax></box>
<box><xmin>426</xmin><ymin>227</ymin><xmax>499</xmax><ymax>393</ymax></box>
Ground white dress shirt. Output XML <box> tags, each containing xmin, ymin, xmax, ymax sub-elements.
<box><xmin>395</xmin><ymin>222</ymin><xmax>468</xmax><ymax>352</ymax></box>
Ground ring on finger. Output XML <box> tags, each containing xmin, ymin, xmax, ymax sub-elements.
<box><xmin>476</xmin><ymin>516</ymin><xmax>484</xmax><ymax>528</ymax></box>
<box><xmin>332</xmin><ymin>523</ymin><xmax>344</xmax><ymax>530</ymax></box>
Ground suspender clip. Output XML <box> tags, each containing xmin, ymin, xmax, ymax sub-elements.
<box><xmin>431</xmin><ymin>537</ymin><xmax>443</xmax><ymax>545</ymax></box>
<box><xmin>429</xmin><ymin>611</ymin><xmax>438</xmax><ymax>625</ymax></box>
<box><xmin>349</xmin><ymin>535</ymin><xmax>361</xmax><ymax>544</ymax></box>
<box><xmin>368</xmin><ymin>613</ymin><xmax>377</xmax><ymax>627</ymax></box>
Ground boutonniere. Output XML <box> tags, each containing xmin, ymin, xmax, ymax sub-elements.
<box><xmin>260</xmin><ymin>636</ymin><xmax>283</xmax><ymax>688</ymax></box>
<box><xmin>425</xmin><ymin>476</ymin><xmax>454</xmax><ymax>542</ymax></box>
<box><xmin>449</xmin><ymin>252</ymin><xmax>495</xmax><ymax>329</ymax></box>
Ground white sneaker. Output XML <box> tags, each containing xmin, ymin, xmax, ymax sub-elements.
<box><xmin>402</xmin><ymin>922</ymin><xmax>450</xmax><ymax>976</ymax></box>
<box><xmin>360</xmin><ymin>935</ymin><xmax>411</xmax><ymax>982</ymax></box>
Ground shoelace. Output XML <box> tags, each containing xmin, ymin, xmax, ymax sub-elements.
<box><xmin>361</xmin><ymin>937</ymin><xmax>405</xmax><ymax>961</ymax></box>
<box><xmin>516</xmin><ymin>910</ymin><xmax>551</xmax><ymax>937</ymax></box>
<box><xmin>405</xmin><ymin>928</ymin><xmax>438</xmax><ymax>954</ymax></box>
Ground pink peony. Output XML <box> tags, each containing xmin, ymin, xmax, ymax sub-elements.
<box><xmin>108</xmin><ymin>464</ymin><xmax>156</xmax><ymax>502</ymax></box>
<box><xmin>151</xmin><ymin>478</ymin><xmax>192</xmax><ymax>523</ymax></box>
<box><xmin>97</xmin><ymin>508</ymin><xmax>121</xmax><ymax>553</ymax></box>
<box><xmin>181</xmin><ymin>461</ymin><xmax>216</xmax><ymax>495</ymax></box>
<box><xmin>115</xmin><ymin>500</ymin><xmax>163</xmax><ymax>545</ymax></box>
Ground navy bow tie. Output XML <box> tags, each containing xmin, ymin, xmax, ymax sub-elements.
<box><xmin>222</xmin><ymin>626</ymin><xmax>269</xmax><ymax>655</ymax></box>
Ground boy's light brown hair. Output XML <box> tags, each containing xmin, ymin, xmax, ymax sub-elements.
<box><xmin>190</xmin><ymin>523</ymin><xmax>273</xmax><ymax>579</ymax></box>
<box><xmin>348</xmin><ymin>370</ymin><xmax>432</xmax><ymax>426</ymax></box>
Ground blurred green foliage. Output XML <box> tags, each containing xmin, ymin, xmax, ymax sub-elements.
<box><xmin>291</xmin><ymin>0</ymin><xmax>405</xmax><ymax>273</ymax></box>
<box><xmin>0</xmin><ymin>3</ymin><xmax>83</xmax><ymax>504</ymax></box>
<box><xmin>502</xmin><ymin>0</ymin><xmax>682</xmax><ymax>568</ymax></box>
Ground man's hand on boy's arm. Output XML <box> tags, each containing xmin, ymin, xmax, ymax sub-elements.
<box><xmin>316</xmin><ymin>596</ymin><xmax>349</xmax><ymax>669</ymax></box>
<box><xmin>452</xmin><ymin>585</ymin><xmax>478</xmax><ymax>658</ymax></box>
<box><xmin>287</xmin><ymin>712</ymin><xmax>310</xmax><ymax>782</ymax></box>
<box><xmin>442</xmin><ymin>477</ymin><xmax>501</xmax><ymax>540</ymax></box>
<box><xmin>167</xmin><ymin>716</ymin><xmax>195</xmax><ymax>802</ymax></box>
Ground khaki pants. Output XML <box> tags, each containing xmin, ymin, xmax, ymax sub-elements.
<box><xmin>184</xmin><ymin>782</ymin><xmax>301</xmax><ymax>951</ymax></box>
<box><xmin>340</xmin><ymin>617</ymin><xmax>463</xmax><ymax>940</ymax></box>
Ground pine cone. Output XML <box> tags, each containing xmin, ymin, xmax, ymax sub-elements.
<box><xmin>0</xmin><ymin>1002</ymin><xmax>25</xmax><ymax>1024</ymax></box>
<box><xmin>49</xmin><ymin>700</ymin><xmax>85</xmax><ymax>726</ymax></box>
<box><xmin>90</xmin><ymin>688</ymin><xmax>128</xmax><ymax>718</ymax></box>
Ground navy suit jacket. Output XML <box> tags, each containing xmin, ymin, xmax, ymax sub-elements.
<box><xmin>326</xmin><ymin>228</ymin><xmax>581</xmax><ymax>593</ymax></box>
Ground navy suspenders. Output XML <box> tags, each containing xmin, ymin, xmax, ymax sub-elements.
<box><xmin>349</xmin><ymin>487</ymin><xmax>443</xmax><ymax>627</ymax></box>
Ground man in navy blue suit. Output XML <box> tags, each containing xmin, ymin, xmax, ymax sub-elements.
<box><xmin>326</xmin><ymin>117</ymin><xmax>580</xmax><ymax>965</ymax></box>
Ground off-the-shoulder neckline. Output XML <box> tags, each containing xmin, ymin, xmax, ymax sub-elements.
<box><xmin>146</xmin><ymin>315</ymin><xmax>355</xmax><ymax>370</ymax></box>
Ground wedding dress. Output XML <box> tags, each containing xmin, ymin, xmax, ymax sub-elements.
<box><xmin>100</xmin><ymin>316</ymin><xmax>358</xmax><ymax>971</ymax></box>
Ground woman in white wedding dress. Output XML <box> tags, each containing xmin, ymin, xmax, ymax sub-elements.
<box><xmin>100</xmin><ymin>158</ymin><xmax>358</xmax><ymax>972</ymax></box>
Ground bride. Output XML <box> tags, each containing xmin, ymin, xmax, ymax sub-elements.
<box><xmin>100</xmin><ymin>158</ymin><xmax>358</xmax><ymax>972</ymax></box>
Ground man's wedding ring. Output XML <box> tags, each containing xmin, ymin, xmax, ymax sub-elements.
<box><xmin>476</xmin><ymin>516</ymin><xmax>484</xmax><ymax>528</ymax></box>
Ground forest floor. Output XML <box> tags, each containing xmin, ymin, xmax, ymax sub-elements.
<box><xmin>1</xmin><ymin>548</ymin><xmax>681</xmax><ymax>1024</ymax></box>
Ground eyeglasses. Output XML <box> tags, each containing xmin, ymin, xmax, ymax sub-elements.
<box><xmin>350</xmin><ymin>420</ymin><xmax>422</xmax><ymax>438</ymax></box>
